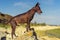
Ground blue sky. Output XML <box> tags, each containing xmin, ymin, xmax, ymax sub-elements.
<box><xmin>0</xmin><ymin>0</ymin><xmax>60</xmax><ymax>25</ymax></box>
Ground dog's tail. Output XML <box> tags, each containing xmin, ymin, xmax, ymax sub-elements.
<box><xmin>5</xmin><ymin>18</ymin><xmax>12</xmax><ymax>25</ymax></box>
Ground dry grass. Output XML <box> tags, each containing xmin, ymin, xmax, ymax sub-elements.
<box><xmin>0</xmin><ymin>26</ymin><xmax>60</xmax><ymax>40</ymax></box>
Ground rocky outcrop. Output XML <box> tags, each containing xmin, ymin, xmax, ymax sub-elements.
<box><xmin>0</xmin><ymin>12</ymin><xmax>13</xmax><ymax>24</ymax></box>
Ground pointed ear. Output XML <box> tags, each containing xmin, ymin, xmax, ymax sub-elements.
<box><xmin>35</xmin><ymin>2</ymin><xmax>40</xmax><ymax>6</ymax></box>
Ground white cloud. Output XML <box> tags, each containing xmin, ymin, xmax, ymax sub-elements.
<box><xmin>14</xmin><ymin>2</ymin><xmax>30</xmax><ymax>8</ymax></box>
<box><xmin>31</xmin><ymin>15</ymin><xmax>59</xmax><ymax>24</ymax></box>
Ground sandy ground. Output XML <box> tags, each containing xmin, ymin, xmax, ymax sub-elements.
<box><xmin>32</xmin><ymin>26</ymin><xmax>60</xmax><ymax>31</ymax></box>
<box><xmin>0</xmin><ymin>26</ymin><xmax>60</xmax><ymax>40</ymax></box>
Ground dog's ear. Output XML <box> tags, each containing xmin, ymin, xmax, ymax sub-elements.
<box><xmin>35</xmin><ymin>2</ymin><xmax>40</xmax><ymax>6</ymax></box>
